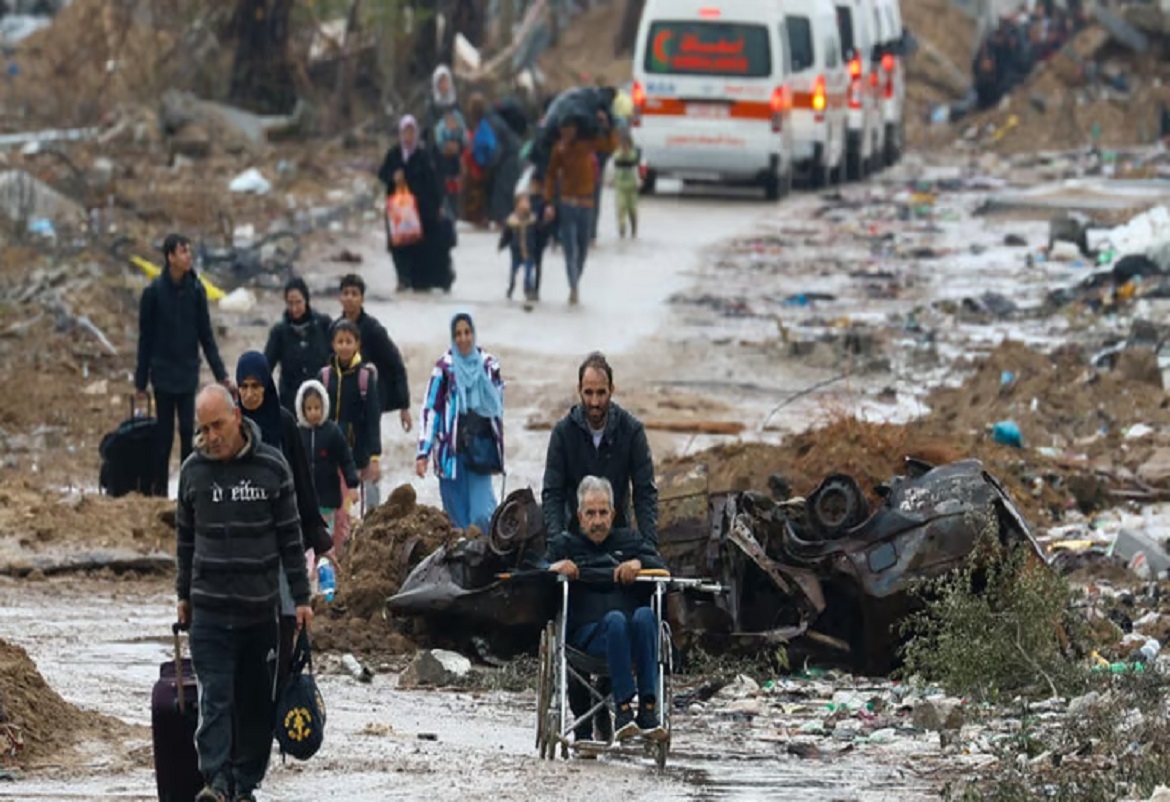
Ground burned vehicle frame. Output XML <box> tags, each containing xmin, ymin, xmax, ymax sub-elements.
<box><xmin>387</xmin><ymin>459</ymin><xmax>1045</xmax><ymax>674</ymax></box>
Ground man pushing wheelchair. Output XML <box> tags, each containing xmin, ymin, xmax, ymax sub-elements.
<box><xmin>546</xmin><ymin>475</ymin><xmax>667</xmax><ymax>743</ymax></box>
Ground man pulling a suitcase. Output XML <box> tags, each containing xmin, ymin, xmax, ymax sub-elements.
<box><xmin>176</xmin><ymin>384</ymin><xmax>313</xmax><ymax>802</ymax></box>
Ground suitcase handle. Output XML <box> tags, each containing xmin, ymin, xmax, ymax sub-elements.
<box><xmin>172</xmin><ymin>622</ymin><xmax>188</xmax><ymax>714</ymax></box>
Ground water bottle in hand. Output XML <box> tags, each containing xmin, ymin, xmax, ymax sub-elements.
<box><xmin>317</xmin><ymin>557</ymin><xmax>336</xmax><ymax>603</ymax></box>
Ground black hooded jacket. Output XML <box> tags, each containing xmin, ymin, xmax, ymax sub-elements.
<box><xmin>541</xmin><ymin>402</ymin><xmax>658</xmax><ymax>546</ymax></box>
<box><xmin>348</xmin><ymin>309</ymin><xmax>410</xmax><ymax>413</ymax></box>
<box><xmin>264</xmin><ymin>309</ymin><xmax>333</xmax><ymax>414</ymax></box>
<box><xmin>135</xmin><ymin>270</ymin><xmax>227</xmax><ymax>395</ymax></box>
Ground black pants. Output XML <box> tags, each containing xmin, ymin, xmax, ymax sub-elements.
<box><xmin>153</xmin><ymin>389</ymin><xmax>195</xmax><ymax>497</ymax></box>
<box><xmin>190</xmin><ymin>614</ymin><xmax>279</xmax><ymax>797</ymax></box>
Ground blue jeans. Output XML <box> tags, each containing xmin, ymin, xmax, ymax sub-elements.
<box><xmin>571</xmin><ymin>608</ymin><xmax>659</xmax><ymax>704</ymax></box>
<box><xmin>439</xmin><ymin>454</ymin><xmax>497</xmax><ymax>532</ymax></box>
<box><xmin>510</xmin><ymin>258</ymin><xmax>536</xmax><ymax>294</ymax></box>
<box><xmin>189</xmin><ymin>613</ymin><xmax>279</xmax><ymax>796</ymax></box>
<box><xmin>558</xmin><ymin>204</ymin><xmax>592</xmax><ymax>291</ymax></box>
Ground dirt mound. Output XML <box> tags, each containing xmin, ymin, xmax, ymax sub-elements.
<box><xmin>926</xmin><ymin>340</ymin><xmax>1170</xmax><ymax>453</ymax></box>
<box><xmin>538</xmin><ymin>3</ymin><xmax>633</xmax><ymax>91</ymax></box>
<box><xmin>0</xmin><ymin>637</ymin><xmax>132</xmax><ymax>766</ymax></box>
<box><xmin>313</xmin><ymin>484</ymin><xmax>457</xmax><ymax>658</ymax></box>
<box><xmin>664</xmin><ymin>341</ymin><xmax>1170</xmax><ymax>528</ymax></box>
<box><xmin>0</xmin><ymin>477</ymin><xmax>174</xmax><ymax>563</ymax></box>
<box><xmin>894</xmin><ymin>0</ymin><xmax>981</xmax><ymax>149</ymax></box>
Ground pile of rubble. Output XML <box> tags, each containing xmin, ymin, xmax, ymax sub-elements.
<box><xmin>957</xmin><ymin>23</ymin><xmax>1170</xmax><ymax>153</ymax></box>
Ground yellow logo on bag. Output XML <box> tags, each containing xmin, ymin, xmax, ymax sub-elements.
<box><xmin>283</xmin><ymin>707</ymin><xmax>313</xmax><ymax>742</ymax></box>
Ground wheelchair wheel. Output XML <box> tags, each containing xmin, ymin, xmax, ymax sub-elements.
<box><xmin>535</xmin><ymin>622</ymin><xmax>555</xmax><ymax>756</ymax></box>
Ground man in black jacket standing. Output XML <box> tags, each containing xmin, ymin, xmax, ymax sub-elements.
<box><xmin>177</xmin><ymin>384</ymin><xmax>312</xmax><ymax>802</ymax></box>
<box><xmin>136</xmin><ymin>234</ymin><xmax>231</xmax><ymax>497</ymax></box>
<box><xmin>546</xmin><ymin>476</ymin><xmax>666</xmax><ymax>741</ymax></box>
<box><xmin>542</xmin><ymin>351</ymin><xmax>658</xmax><ymax>545</ymax></box>
<box><xmin>337</xmin><ymin>273</ymin><xmax>412</xmax><ymax>508</ymax></box>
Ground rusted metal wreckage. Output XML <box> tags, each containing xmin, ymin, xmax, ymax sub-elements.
<box><xmin>387</xmin><ymin>458</ymin><xmax>1045</xmax><ymax>673</ymax></box>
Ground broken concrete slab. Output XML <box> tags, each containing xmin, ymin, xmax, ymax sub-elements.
<box><xmin>0</xmin><ymin>170</ymin><xmax>84</xmax><ymax>224</ymax></box>
<box><xmin>1137</xmin><ymin>450</ymin><xmax>1170</xmax><ymax>488</ymax></box>
<box><xmin>398</xmin><ymin>649</ymin><xmax>472</xmax><ymax>689</ymax></box>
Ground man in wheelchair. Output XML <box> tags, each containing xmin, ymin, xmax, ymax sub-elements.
<box><xmin>546</xmin><ymin>475</ymin><xmax>666</xmax><ymax>742</ymax></box>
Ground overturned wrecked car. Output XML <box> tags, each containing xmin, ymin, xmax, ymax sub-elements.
<box><xmin>387</xmin><ymin>458</ymin><xmax>1045</xmax><ymax>674</ymax></box>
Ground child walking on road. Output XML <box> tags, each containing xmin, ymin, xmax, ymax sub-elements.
<box><xmin>319</xmin><ymin>320</ymin><xmax>381</xmax><ymax>551</ymax></box>
<box><xmin>613</xmin><ymin>130</ymin><xmax>642</xmax><ymax>238</ymax></box>
<box><xmin>499</xmin><ymin>193</ymin><xmax>540</xmax><ymax>307</ymax></box>
<box><xmin>295</xmin><ymin>379</ymin><xmax>360</xmax><ymax>547</ymax></box>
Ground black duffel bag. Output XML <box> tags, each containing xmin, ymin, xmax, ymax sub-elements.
<box><xmin>274</xmin><ymin>630</ymin><xmax>326</xmax><ymax>761</ymax></box>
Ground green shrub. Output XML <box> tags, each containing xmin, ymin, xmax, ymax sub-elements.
<box><xmin>899</xmin><ymin>537</ymin><xmax>1084</xmax><ymax>702</ymax></box>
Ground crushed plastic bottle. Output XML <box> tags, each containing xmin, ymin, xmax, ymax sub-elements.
<box><xmin>317</xmin><ymin>557</ymin><xmax>336</xmax><ymax>603</ymax></box>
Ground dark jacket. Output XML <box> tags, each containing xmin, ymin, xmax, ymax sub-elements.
<box><xmin>135</xmin><ymin>270</ymin><xmax>227</xmax><ymax>395</ymax></box>
<box><xmin>279</xmin><ymin>408</ymin><xmax>332</xmax><ymax>555</ymax></box>
<box><xmin>486</xmin><ymin>111</ymin><xmax>523</xmax><ymax>225</ymax></box>
<box><xmin>264</xmin><ymin>309</ymin><xmax>333</xmax><ymax>414</ymax></box>
<box><xmin>542</xmin><ymin>402</ymin><xmax>658</xmax><ymax>545</ymax></box>
<box><xmin>498</xmin><ymin>211</ymin><xmax>538</xmax><ymax>265</ymax></box>
<box><xmin>544</xmin><ymin>527</ymin><xmax>665</xmax><ymax>635</ymax></box>
<box><xmin>347</xmin><ymin>309</ymin><xmax>410</xmax><ymax>413</ymax></box>
<box><xmin>295</xmin><ymin>378</ymin><xmax>359</xmax><ymax>510</ymax></box>
<box><xmin>175</xmin><ymin>418</ymin><xmax>311</xmax><ymax>625</ymax></box>
<box><xmin>377</xmin><ymin>145</ymin><xmax>443</xmax><ymax>251</ymax></box>
<box><xmin>321</xmin><ymin>355</ymin><xmax>382</xmax><ymax>470</ymax></box>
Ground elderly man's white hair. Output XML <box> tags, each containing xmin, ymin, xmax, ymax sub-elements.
<box><xmin>196</xmin><ymin>383</ymin><xmax>235</xmax><ymax>410</ymax></box>
<box><xmin>577</xmin><ymin>475</ymin><xmax>614</xmax><ymax>509</ymax></box>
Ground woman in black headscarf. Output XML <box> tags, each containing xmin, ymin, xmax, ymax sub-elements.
<box><xmin>264</xmin><ymin>277</ymin><xmax>332</xmax><ymax>416</ymax></box>
<box><xmin>235</xmin><ymin>351</ymin><xmax>331</xmax><ymax>691</ymax></box>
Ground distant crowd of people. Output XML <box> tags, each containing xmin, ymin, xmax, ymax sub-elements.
<box><xmin>380</xmin><ymin>65</ymin><xmax>641</xmax><ymax>307</ymax></box>
<box><xmin>972</xmin><ymin>1</ymin><xmax>1089</xmax><ymax>109</ymax></box>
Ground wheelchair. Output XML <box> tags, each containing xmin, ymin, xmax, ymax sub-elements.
<box><xmin>533</xmin><ymin>569</ymin><xmax>723</xmax><ymax>768</ymax></box>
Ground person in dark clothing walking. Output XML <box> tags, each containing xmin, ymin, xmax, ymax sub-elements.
<box><xmin>498</xmin><ymin>192</ymin><xmax>539</xmax><ymax>304</ymax></box>
<box><xmin>542</xmin><ymin>351</ymin><xmax>658</xmax><ymax>545</ymax></box>
<box><xmin>321</xmin><ymin>320</ymin><xmax>382</xmax><ymax>546</ymax></box>
<box><xmin>177</xmin><ymin>384</ymin><xmax>312</xmax><ymax>802</ymax></box>
<box><xmin>135</xmin><ymin>233</ymin><xmax>231</xmax><ymax>498</ymax></box>
<box><xmin>546</xmin><ymin>475</ymin><xmax>667</xmax><ymax>743</ymax></box>
<box><xmin>378</xmin><ymin>115</ymin><xmax>453</xmax><ymax>292</ymax></box>
<box><xmin>295</xmin><ymin>379</ymin><xmax>360</xmax><ymax>540</ymax></box>
<box><xmin>337</xmin><ymin>274</ymin><xmax>412</xmax><ymax>426</ymax></box>
<box><xmin>264</xmin><ymin>278</ymin><xmax>332</xmax><ymax>416</ymax></box>
<box><xmin>235</xmin><ymin>351</ymin><xmax>332</xmax><ymax>696</ymax></box>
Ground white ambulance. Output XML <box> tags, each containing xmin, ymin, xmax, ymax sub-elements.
<box><xmin>631</xmin><ymin>0</ymin><xmax>797</xmax><ymax>200</ymax></box>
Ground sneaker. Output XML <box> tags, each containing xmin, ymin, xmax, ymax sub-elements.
<box><xmin>569</xmin><ymin>287</ymin><xmax>579</xmax><ymax>305</ymax></box>
<box><xmin>195</xmin><ymin>788</ymin><xmax>227</xmax><ymax>802</ymax></box>
<box><xmin>614</xmin><ymin>699</ymin><xmax>638</xmax><ymax>741</ymax></box>
<box><xmin>637</xmin><ymin>698</ymin><xmax>666</xmax><ymax>740</ymax></box>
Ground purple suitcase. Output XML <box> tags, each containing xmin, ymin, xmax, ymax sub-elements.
<box><xmin>151</xmin><ymin>624</ymin><xmax>202</xmax><ymax>802</ymax></box>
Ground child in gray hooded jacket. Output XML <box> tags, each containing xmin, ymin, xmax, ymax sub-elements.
<box><xmin>296</xmin><ymin>380</ymin><xmax>360</xmax><ymax>551</ymax></box>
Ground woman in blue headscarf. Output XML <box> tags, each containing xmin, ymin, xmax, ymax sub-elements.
<box><xmin>415</xmin><ymin>313</ymin><xmax>504</xmax><ymax>531</ymax></box>
<box><xmin>236</xmin><ymin>351</ymin><xmax>332</xmax><ymax>692</ymax></box>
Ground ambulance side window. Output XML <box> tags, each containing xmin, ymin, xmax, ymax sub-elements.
<box><xmin>786</xmin><ymin>15</ymin><xmax>814</xmax><ymax>73</ymax></box>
